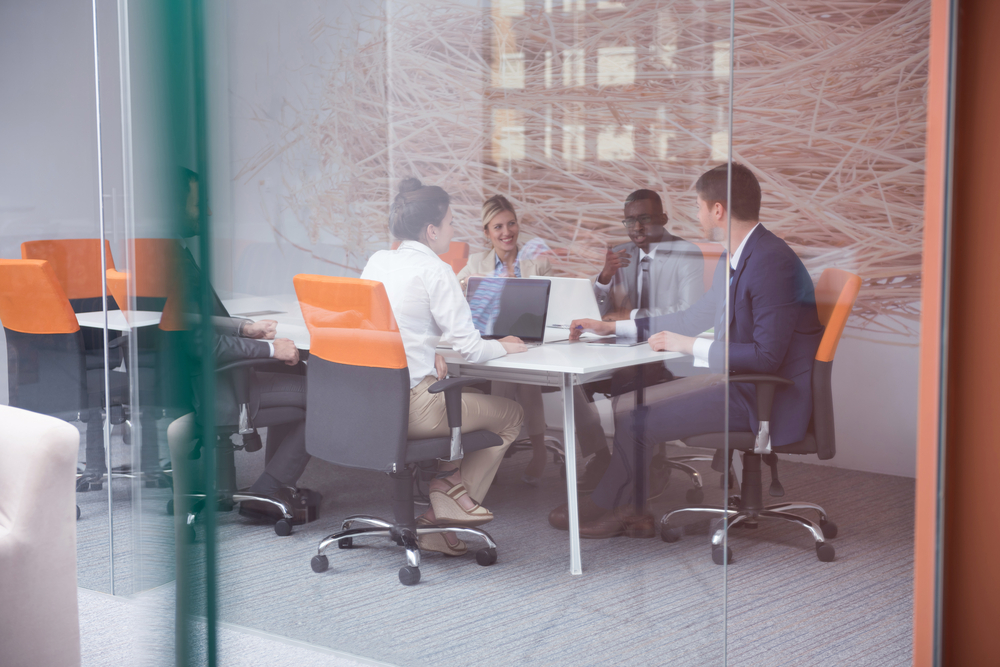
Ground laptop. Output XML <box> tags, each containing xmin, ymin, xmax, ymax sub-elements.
<box><xmin>541</xmin><ymin>276</ymin><xmax>602</xmax><ymax>328</ymax></box>
<box><xmin>466</xmin><ymin>277</ymin><xmax>550</xmax><ymax>345</ymax></box>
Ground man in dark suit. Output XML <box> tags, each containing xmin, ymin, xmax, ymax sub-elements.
<box><xmin>552</xmin><ymin>163</ymin><xmax>824</xmax><ymax>538</ymax></box>
<box><xmin>177</xmin><ymin>168</ymin><xmax>315</xmax><ymax>520</ymax></box>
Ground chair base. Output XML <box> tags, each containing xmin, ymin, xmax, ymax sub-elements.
<box><xmin>663</xmin><ymin>454</ymin><xmax>738</xmax><ymax>504</ymax></box>
<box><xmin>310</xmin><ymin>514</ymin><xmax>499</xmax><ymax>586</ymax></box>
<box><xmin>660</xmin><ymin>499</ymin><xmax>837</xmax><ymax>563</ymax></box>
<box><xmin>170</xmin><ymin>491</ymin><xmax>304</xmax><ymax>539</ymax></box>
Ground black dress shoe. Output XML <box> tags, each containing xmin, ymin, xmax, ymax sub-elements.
<box><xmin>239</xmin><ymin>486</ymin><xmax>319</xmax><ymax>525</ymax></box>
<box><xmin>76</xmin><ymin>470</ymin><xmax>105</xmax><ymax>492</ymax></box>
<box><xmin>548</xmin><ymin>494</ymin><xmax>611</xmax><ymax>530</ymax></box>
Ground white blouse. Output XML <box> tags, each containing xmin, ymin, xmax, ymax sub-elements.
<box><xmin>361</xmin><ymin>240</ymin><xmax>506</xmax><ymax>388</ymax></box>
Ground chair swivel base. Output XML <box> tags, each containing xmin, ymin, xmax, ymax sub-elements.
<box><xmin>168</xmin><ymin>490</ymin><xmax>305</xmax><ymax>540</ymax></box>
<box><xmin>310</xmin><ymin>514</ymin><xmax>499</xmax><ymax>586</ymax></box>
<box><xmin>660</xmin><ymin>499</ymin><xmax>837</xmax><ymax>564</ymax></box>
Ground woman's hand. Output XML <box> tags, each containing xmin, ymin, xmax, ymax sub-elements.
<box><xmin>568</xmin><ymin>318</ymin><xmax>614</xmax><ymax>340</ymax></box>
<box><xmin>499</xmin><ymin>336</ymin><xmax>528</xmax><ymax>354</ymax></box>
<box><xmin>434</xmin><ymin>353</ymin><xmax>449</xmax><ymax>380</ymax></box>
<box><xmin>647</xmin><ymin>330</ymin><xmax>696</xmax><ymax>355</ymax></box>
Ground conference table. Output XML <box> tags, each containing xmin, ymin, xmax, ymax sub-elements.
<box><xmin>79</xmin><ymin>294</ymin><xmax>685</xmax><ymax>576</ymax></box>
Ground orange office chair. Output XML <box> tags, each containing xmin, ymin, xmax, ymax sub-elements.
<box><xmin>660</xmin><ymin>268</ymin><xmax>862</xmax><ymax>564</ymax></box>
<box><xmin>0</xmin><ymin>259</ymin><xmax>131</xmax><ymax>497</ymax></box>
<box><xmin>391</xmin><ymin>240</ymin><xmax>469</xmax><ymax>274</ymax></box>
<box><xmin>21</xmin><ymin>239</ymin><xmax>117</xmax><ymax>310</ymax></box>
<box><xmin>294</xmin><ymin>275</ymin><xmax>501</xmax><ymax>585</ymax></box>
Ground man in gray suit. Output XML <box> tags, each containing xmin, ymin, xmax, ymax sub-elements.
<box><xmin>594</xmin><ymin>189</ymin><xmax>704</xmax><ymax>324</ymax></box>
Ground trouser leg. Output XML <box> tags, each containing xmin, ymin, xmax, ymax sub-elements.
<box><xmin>251</xmin><ymin>372</ymin><xmax>308</xmax><ymax>487</ymax></box>
<box><xmin>573</xmin><ymin>386</ymin><xmax>607</xmax><ymax>458</ymax></box>
<box><xmin>591</xmin><ymin>383</ymin><xmax>751</xmax><ymax>510</ymax></box>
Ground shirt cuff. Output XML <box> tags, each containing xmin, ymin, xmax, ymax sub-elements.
<box><xmin>615</xmin><ymin>319</ymin><xmax>638</xmax><ymax>338</ymax></box>
<box><xmin>692</xmin><ymin>338</ymin><xmax>712</xmax><ymax>368</ymax></box>
<box><xmin>264</xmin><ymin>340</ymin><xmax>275</xmax><ymax>358</ymax></box>
<box><xmin>629</xmin><ymin>308</ymin><xmax>638</xmax><ymax>319</ymax></box>
<box><xmin>593</xmin><ymin>278</ymin><xmax>611</xmax><ymax>294</ymax></box>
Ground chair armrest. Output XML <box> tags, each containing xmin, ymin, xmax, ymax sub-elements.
<box><xmin>428</xmin><ymin>377</ymin><xmax>483</xmax><ymax>429</ymax></box>
<box><xmin>728</xmin><ymin>374</ymin><xmax>793</xmax><ymax>422</ymax></box>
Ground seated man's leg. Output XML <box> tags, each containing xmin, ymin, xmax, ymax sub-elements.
<box><xmin>247</xmin><ymin>371</ymin><xmax>308</xmax><ymax>495</ymax></box>
<box><xmin>591</xmin><ymin>382</ymin><xmax>752</xmax><ymax>512</ymax></box>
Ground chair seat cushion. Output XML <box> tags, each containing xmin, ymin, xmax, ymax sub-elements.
<box><xmin>683</xmin><ymin>431</ymin><xmax>818</xmax><ymax>455</ymax></box>
<box><xmin>405</xmin><ymin>429</ymin><xmax>503</xmax><ymax>464</ymax></box>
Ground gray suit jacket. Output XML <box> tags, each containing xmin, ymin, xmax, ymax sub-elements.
<box><xmin>594</xmin><ymin>232</ymin><xmax>705</xmax><ymax>319</ymax></box>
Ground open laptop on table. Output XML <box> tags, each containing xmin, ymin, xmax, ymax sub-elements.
<box><xmin>466</xmin><ymin>277</ymin><xmax>550</xmax><ymax>346</ymax></box>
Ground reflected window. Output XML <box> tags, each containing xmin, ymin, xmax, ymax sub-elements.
<box><xmin>494</xmin><ymin>0</ymin><xmax>525</xmax><ymax>16</ymax></box>
<box><xmin>496</xmin><ymin>52</ymin><xmax>525</xmax><ymax>89</ymax></box>
<box><xmin>563</xmin><ymin>0</ymin><xmax>585</xmax><ymax>12</ymax></box>
<box><xmin>655</xmin><ymin>9</ymin><xmax>679</xmax><ymax>70</ymax></box>
<box><xmin>711</xmin><ymin>130</ymin><xmax>728</xmax><ymax>162</ymax></box>
<box><xmin>563</xmin><ymin>123</ymin><xmax>585</xmax><ymax>168</ymax></box>
<box><xmin>493</xmin><ymin>109</ymin><xmax>526</xmax><ymax>162</ymax></box>
<box><xmin>563</xmin><ymin>49</ymin><xmax>585</xmax><ymax>87</ymax></box>
<box><xmin>598</xmin><ymin>125</ymin><xmax>634</xmax><ymax>161</ymax></box>
<box><xmin>597</xmin><ymin>47</ymin><xmax>636</xmax><ymax>86</ymax></box>
<box><xmin>713</xmin><ymin>40</ymin><xmax>731</xmax><ymax>80</ymax></box>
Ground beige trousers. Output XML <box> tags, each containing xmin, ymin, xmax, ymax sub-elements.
<box><xmin>492</xmin><ymin>381</ymin><xmax>608</xmax><ymax>458</ymax></box>
<box><xmin>408</xmin><ymin>375</ymin><xmax>523</xmax><ymax>504</ymax></box>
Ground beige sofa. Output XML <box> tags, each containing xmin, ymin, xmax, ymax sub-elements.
<box><xmin>0</xmin><ymin>405</ymin><xmax>81</xmax><ymax>667</ymax></box>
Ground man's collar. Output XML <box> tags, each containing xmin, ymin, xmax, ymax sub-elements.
<box><xmin>729</xmin><ymin>223</ymin><xmax>761</xmax><ymax>269</ymax></box>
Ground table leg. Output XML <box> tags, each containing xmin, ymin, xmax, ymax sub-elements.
<box><xmin>562</xmin><ymin>372</ymin><xmax>582</xmax><ymax>575</ymax></box>
<box><xmin>633</xmin><ymin>364</ymin><xmax>646</xmax><ymax>516</ymax></box>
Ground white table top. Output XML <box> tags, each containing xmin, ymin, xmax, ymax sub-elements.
<box><xmin>223</xmin><ymin>296</ymin><xmax>311</xmax><ymax>350</ymax></box>
<box><xmin>76</xmin><ymin>310</ymin><xmax>162</xmax><ymax>332</ymax></box>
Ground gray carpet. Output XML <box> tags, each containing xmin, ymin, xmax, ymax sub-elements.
<box><xmin>76</xmin><ymin>432</ymin><xmax>914</xmax><ymax>666</ymax></box>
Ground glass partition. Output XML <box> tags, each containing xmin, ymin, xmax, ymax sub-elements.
<box><xmin>723</xmin><ymin>1</ymin><xmax>927</xmax><ymax>663</ymax></box>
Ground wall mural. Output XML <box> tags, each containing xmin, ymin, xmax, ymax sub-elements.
<box><xmin>236</xmin><ymin>0</ymin><xmax>928</xmax><ymax>335</ymax></box>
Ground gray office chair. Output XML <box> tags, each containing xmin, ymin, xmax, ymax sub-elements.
<box><xmin>296</xmin><ymin>275</ymin><xmax>501</xmax><ymax>586</ymax></box>
<box><xmin>660</xmin><ymin>268</ymin><xmax>860</xmax><ymax>564</ymax></box>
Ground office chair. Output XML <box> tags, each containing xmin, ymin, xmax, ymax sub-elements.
<box><xmin>165</xmin><ymin>357</ymin><xmax>311</xmax><ymax>540</ymax></box>
<box><xmin>0</xmin><ymin>259</ymin><xmax>131</xmax><ymax>503</ymax></box>
<box><xmin>294</xmin><ymin>275</ymin><xmax>501</xmax><ymax>586</ymax></box>
<box><xmin>660</xmin><ymin>268</ymin><xmax>861</xmax><ymax>564</ymax></box>
<box><xmin>392</xmin><ymin>240</ymin><xmax>470</xmax><ymax>274</ymax></box>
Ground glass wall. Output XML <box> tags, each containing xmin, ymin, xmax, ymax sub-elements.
<box><xmin>0</xmin><ymin>0</ymin><xmax>931</xmax><ymax>664</ymax></box>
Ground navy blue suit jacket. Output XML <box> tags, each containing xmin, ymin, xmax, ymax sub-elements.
<box><xmin>636</xmin><ymin>225</ymin><xmax>823</xmax><ymax>448</ymax></box>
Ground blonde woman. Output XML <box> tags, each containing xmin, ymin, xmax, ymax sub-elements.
<box><xmin>458</xmin><ymin>195</ymin><xmax>609</xmax><ymax>484</ymax></box>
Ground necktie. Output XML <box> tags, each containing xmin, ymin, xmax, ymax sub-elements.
<box><xmin>639</xmin><ymin>256</ymin><xmax>650</xmax><ymax>311</ymax></box>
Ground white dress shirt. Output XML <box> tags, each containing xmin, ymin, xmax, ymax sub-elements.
<box><xmin>361</xmin><ymin>240</ymin><xmax>506</xmax><ymax>388</ymax></box>
<box><xmin>689</xmin><ymin>223</ymin><xmax>760</xmax><ymax>365</ymax></box>
<box><xmin>594</xmin><ymin>245</ymin><xmax>658</xmax><ymax>322</ymax></box>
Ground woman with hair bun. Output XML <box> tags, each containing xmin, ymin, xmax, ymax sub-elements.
<box><xmin>361</xmin><ymin>178</ymin><xmax>526</xmax><ymax>556</ymax></box>
<box><xmin>457</xmin><ymin>194</ymin><xmax>608</xmax><ymax>485</ymax></box>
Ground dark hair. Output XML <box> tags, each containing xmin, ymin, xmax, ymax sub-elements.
<box><xmin>389</xmin><ymin>178</ymin><xmax>450</xmax><ymax>241</ymax></box>
<box><xmin>694</xmin><ymin>163</ymin><xmax>761</xmax><ymax>222</ymax></box>
<box><xmin>624</xmin><ymin>189</ymin><xmax>663</xmax><ymax>211</ymax></box>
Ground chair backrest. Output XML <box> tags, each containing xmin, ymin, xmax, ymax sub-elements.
<box><xmin>692</xmin><ymin>242</ymin><xmax>725</xmax><ymax>292</ymax></box>
<box><xmin>810</xmin><ymin>268</ymin><xmax>862</xmax><ymax>460</ymax></box>
<box><xmin>131</xmin><ymin>238</ymin><xmax>177</xmax><ymax>299</ymax></box>
<box><xmin>391</xmin><ymin>240</ymin><xmax>469</xmax><ymax>274</ymax></box>
<box><xmin>0</xmin><ymin>260</ymin><xmax>80</xmax><ymax>335</ymax></box>
<box><xmin>293</xmin><ymin>275</ymin><xmax>411</xmax><ymax>472</ymax></box>
<box><xmin>0</xmin><ymin>260</ymin><xmax>87</xmax><ymax>415</ymax></box>
<box><xmin>21</xmin><ymin>239</ymin><xmax>116</xmax><ymax>302</ymax></box>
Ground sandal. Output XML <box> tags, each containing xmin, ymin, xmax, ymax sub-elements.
<box><xmin>429</xmin><ymin>481</ymin><xmax>494</xmax><ymax>526</ymax></box>
<box><xmin>416</xmin><ymin>516</ymin><xmax>467</xmax><ymax>556</ymax></box>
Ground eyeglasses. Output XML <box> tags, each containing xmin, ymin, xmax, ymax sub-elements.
<box><xmin>622</xmin><ymin>215</ymin><xmax>655</xmax><ymax>229</ymax></box>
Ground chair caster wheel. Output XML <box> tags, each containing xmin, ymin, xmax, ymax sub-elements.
<box><xmin>338</xmin><ymin>537</ymin><xmax>353</xmax><ymax>549</ymax></box>
<box><xmin>274</xmin><ymin>519</ymin><xmax>293</xmax><ymax>536</ymax></box>
<box><xmin>685</xmin><ymin>487</ymin><xmax>704</xmax><ymax>505</ymax></box>
<box><xmin>661</xmin><ymin>524</ymin><xmax>683</xmax><ymax>543</ymax></box>
<box><xmin>311</xmin><ymin>555</ymin><xmax>329</xmax><ymax>573</ymax></box>
<box><xmin>712</xmin><ymin>545</ymin><xmax>733</xmax><ymax>565</ymax></box>
<box><xmin>76</xmin><ymin>505</ymin><xmax>81</xmax><ymax>521</ymax></box>
<box><xmin>166</xmin><ymin>498</ymin><xmax>174</xmax><ymax>516</ymax></box>
<box><xmin>476</xmin><ymin>547</ymin><xmax>498</xmax><ymax>566</ymax></box>
<box><xmin>820</xmin><ymin>519</ymin><xmax>838</xmax><ymax>539</ymax></box>
<box><xmin>398</xmin><ymin>565</ymin><xmax>421</xmax><ymax>586</ymax></box>
<box><xmin>816</xmin><ymin>542</ymin><xmax>836</xmax><ymax>562</ymax></box>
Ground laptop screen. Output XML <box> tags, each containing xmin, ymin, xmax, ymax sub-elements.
<box><xmin>466</xmin><ymin>277</ymin><xmax>551</xmax><ymax>342</ymax></box>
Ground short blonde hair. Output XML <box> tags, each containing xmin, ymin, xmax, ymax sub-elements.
<box><xmin>481</xmin><ymin>194</ymin><xmax>517</xmax><ymax>231</ymax></box>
